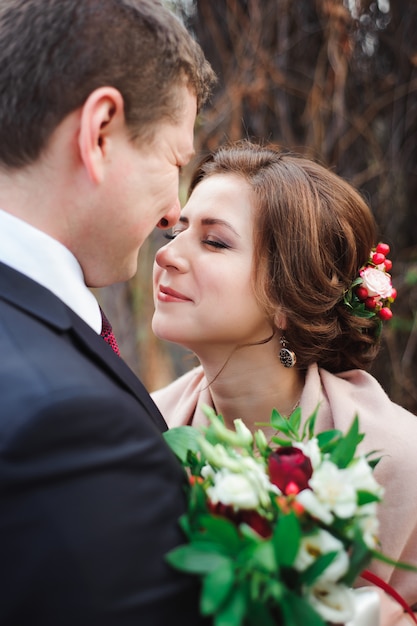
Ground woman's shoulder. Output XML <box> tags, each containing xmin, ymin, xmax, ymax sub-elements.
<box><xmin>151</xmin><ymin>365</ymin><xmax>205</xmax><ymax>399</ymax></box>
<box><xmin>316</xmin><ymin>365</ymin><xmax>417</xmax><ymax>445</ymax></box>
<box><xmin>151</xmin><ymin>365</ymin><xmax>206</xmax><ymax>427</ymax></box>
<box><xmin>323</xmin><ymin>367</ymin><xmax>415</xmax><ymax>418</ymax></box>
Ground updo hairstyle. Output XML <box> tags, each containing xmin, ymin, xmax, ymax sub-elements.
<box><xmin>188</xmin><ymin>141</ymin><xmax>380</xmax><ymax>373</ymax></box>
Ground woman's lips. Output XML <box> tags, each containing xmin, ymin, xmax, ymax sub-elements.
<box><xmin>158</xmin><ymin>285</ymin><xmax>192</xmax><ymax>303</ymax></box>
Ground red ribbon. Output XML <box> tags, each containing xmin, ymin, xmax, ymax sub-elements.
<box><xmin>361</xmin><ymin>569</ymin><xmax>417</xmax><ymax>623</ymax></box>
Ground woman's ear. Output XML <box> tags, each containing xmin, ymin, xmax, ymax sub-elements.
<box><xmin>274</xmin><ymin>309</ymin><xmax>287</xmax><ymax>331</ymax></box>
<box><xmin>78</xmin><ymin>87</ymin><xmax>125</xmax><ymax>184</ymax></box>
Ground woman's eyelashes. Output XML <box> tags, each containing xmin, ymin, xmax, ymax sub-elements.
<box><xmin>201</xmin><ymin>238</ymin><xmax>231</xmax><ymax>250</ymax></box>
<box><xmin>163</xmin><ymin>230</ymin><xmax>231</xmax><ymax>250</ymax></box>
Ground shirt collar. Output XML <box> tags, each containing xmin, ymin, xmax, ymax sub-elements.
<box><xmin>0</xmin><ymin>208</ymin><xmax>101</xmax><ymax>333</ymax></box>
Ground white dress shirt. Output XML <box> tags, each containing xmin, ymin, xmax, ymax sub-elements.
<box><xmin>0</xmin><ymin>208</ymin><xmax>102</xmax><ymax>333</ymax></box>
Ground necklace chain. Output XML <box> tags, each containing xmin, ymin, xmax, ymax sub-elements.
<box><xmin>286</xmin><ymin>397</ymin><xmax>300</xmax><ymax>418</ymax></box>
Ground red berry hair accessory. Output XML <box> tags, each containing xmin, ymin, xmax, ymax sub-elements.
<box><xmin>343</xmin><ymin>242</ymin><xmax>396</xmax><ymax>334</ymax></box>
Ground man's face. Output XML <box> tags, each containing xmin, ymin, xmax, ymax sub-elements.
<box><xmin>80</xmin><ymin>87</ymin><xmax>197</xmax><ymax>287</ymax></box>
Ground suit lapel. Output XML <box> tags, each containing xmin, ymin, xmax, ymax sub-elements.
<box><xmin>0</xmin><ymin>262</ymin><xmax>168</xmax><ymax>432</ymax></box>
<box><xmin>69</xmin><ymin>309</ymin><xmax>168</xmax><ymax>431</ymax></box>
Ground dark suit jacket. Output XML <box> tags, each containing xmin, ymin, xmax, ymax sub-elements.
<box><xmin>0</xmin><ymin>262</ymin><xmax>206</xmax><ymax>625</ymax></box>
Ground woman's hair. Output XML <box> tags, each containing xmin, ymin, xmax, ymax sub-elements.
<box><xmin>189</xmin><ymin>140</ymin><xmax>380</xmax><ymax>373</ymax></box>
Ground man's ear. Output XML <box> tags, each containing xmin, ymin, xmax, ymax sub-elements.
<box><xmin>78</xmin><ymin>87</ymin><xmax>125</xmax><ymax>184</ymax></box>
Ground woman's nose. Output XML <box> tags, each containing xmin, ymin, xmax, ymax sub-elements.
<box><xmin>154</xmin><ymin>234</ymin><xmax>188</xmax><ymax>273</ymax></box>
<box><xmin>157</xmin><ymin>199</ymin><xmax>181</xmax><ymax>229</ymax></box>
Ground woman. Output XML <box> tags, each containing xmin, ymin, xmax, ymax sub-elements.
<box><xmin>151</xmin><ymin>141</ymin><xmax>417</xmax><ymax>621</ymax></box>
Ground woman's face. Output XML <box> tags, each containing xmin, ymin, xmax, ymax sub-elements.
<box><xmin>152</xmin><ymin>173</ymin><xmax>272</xmax><ymax>357</ymax></box>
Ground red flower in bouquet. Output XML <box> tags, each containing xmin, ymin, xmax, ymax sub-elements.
<box><xmin>209</xmin><ymin>501</ymin><xmax>272</xmax><ymax>538</ymax></box>
<box><xmin>163</xmin><ymin>407</ymin><xmax>414</xmax><ymax>626</ymax></box>
<box><xmin>268</xmin><ymin>446</ymin><xmax>313</xmax><ymax>495</ymax></box>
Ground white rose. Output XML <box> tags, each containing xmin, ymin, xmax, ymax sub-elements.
<box><xmin>296</xmin><ymin>489</ymin><xmax>334</xmax><ymax>524</ymax></box>
<box><xmin>207</xmin><ymin>469</ymin><xmax>262</xmax><ymax>509</ymax></box>
<box><xmin>200</xmin><ymin>464</ymin><xmax>215</xmax><ymax>481</ymax></box>
<box><xmin>308</xmin><ymin>460</ymin><xmax>357</xmax><ymax>518</ymax></box>
<box><xmin>294</xmin><ymin>529</ymin><xmax>349</xmax><ymax>582</ymax></box>
<box><xmin>345</xmin><ymin>457</ymin><xmax>384</xmax><ymax>500</ymax></box>
<box><xmin>306</xmin><ymin>582</ymin><xmax>355</xmax><ymax>623</ymax></box>
<box><xmin>206</xmin><ymin>457</ymin><xmax>275</xmax><ymax>510</ymax></box>
<box><xmin>356</xmin><ymin>503</ymin><xmax>380</xmax><ymax>549</ymax></box>
<box><xmin>294</xmin><ymin>438</ymin><xmax>322</xmax><ymax>469</ymax></box>
<box><xmin>240</xmin><ymin>456</ymin><xmax>278</xmax><ymax>503</ymax></box>
<box><xmin>360</xmin><ymin>267</ymin><xmax>393</xmax><ymax>298</ymax></box>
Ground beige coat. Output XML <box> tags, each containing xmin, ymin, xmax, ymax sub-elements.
<box><xmin>153</xmin><ymin>363</ymin><xmax>417</xmax><ymax>619</ymax></box>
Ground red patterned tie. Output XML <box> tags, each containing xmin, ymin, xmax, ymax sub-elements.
<box><xmin>100</xmin><ymin>308</ymin><xmax>121</xmax><ymax>356</ymax></box>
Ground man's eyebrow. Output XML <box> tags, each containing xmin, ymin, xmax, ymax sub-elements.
<box><xmin>178</xmin><ymin>215</ymin><xmax>240</xmax><ymax>237</ymax></box>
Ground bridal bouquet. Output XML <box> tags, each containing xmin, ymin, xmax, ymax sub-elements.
<box><xmin>163</xmin><ymin>406</ymin><xmax>396</xmax><ymax>626</ymax></box>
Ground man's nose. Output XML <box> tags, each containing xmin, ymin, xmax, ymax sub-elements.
<box><xmin>157</xmin><ymin>199</ymin><xmax>181</xmax><ymax>229</ymax></box>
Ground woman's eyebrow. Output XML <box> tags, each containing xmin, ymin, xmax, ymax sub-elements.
<box><xmin>179</xmin><ymin>215</ymin><xmax>240</xmax><ymax>237</ymax></box>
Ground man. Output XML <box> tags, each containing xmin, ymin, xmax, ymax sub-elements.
<box><xmin>0</xmin><ymin>1</ymin><xmax>215</xmax><ymax>624</ymax></box>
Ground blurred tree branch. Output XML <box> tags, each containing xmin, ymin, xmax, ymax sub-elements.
<box><xmin>101</xmin><ymin>0</ymin><xmax>417</xmax><ymax>413</ymax></box>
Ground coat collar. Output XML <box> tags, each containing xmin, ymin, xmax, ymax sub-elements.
<box><xmin>0</xmin><ymin>261</ymin><xmax>167</xmax><ymax>432</ymax></box>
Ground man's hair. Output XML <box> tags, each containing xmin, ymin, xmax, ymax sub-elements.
<box><xmin>0</xmin><ymin>0</ymin><xmax>215</xmax><ymax>168</ymax></box>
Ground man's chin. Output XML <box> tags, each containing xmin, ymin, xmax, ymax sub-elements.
<box><xmin>85</xmin><ymin>259</ymin><xmax>139</xmax><ymax>289</ymax></box>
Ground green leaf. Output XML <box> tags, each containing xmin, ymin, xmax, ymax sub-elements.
<box><xmin>356</xmin><ymin>306</ymin><xmax>377</xmax><ymax>319</ymax></box>
<box><xmin>201</xmin><ymin>559</ymin><xmax>235</xmax><ymax>615</ymax></box>
<box><xmin>281</xmin><ymin>591</ymin><xmax>326</xmax><ymax>626</ymax></box>
<box><xmin>365</xmin><ymin>450</ymin><xmax>383</xmax><ymax>469</ymax></box>
<box><xmin>245</xmin><ymin>600</ymin><xmax>278</xmax><ymax>626</ymax></box>
<box><xmin>270</xmin><ymin>435</ymin><xmax>293</xmax><ymax>447</ymax></box>
<box><xmin>214</xmin><ymin>587</ymin><xmax>247</xmax><ymax>626</ymax></box>
<box><xmin>272</xmin><ymin>512</ymin><xmax>301</xmax><ymax>567</ymax></box>
<box><xmin>248</xmin><ymin>569</ymin><xmax>266</xmax><ymax>601</ymax></box>
<box><xmin>299</xmin><ymin>550</ymin><xmax>339</xmax><ymax>586</ymax></box>
<box><xmin>330</xmin><ymin>415</ymin><xmax>364</xmax><ymax>468</ymax></box>
<box><xmin>238</xmin><ymin>523</ymin><xmax>265</xmax><ymax>544</ymax></box>
<box><xmin>301</xmin><ymin>405</ymin><xmax>319</xmax><ymax>441</ymax></box>
<box><xmin>249</xmin><ymin>574</ymin><xmax>283</xmax><ymax>605</ymax></box>
<box><xmin>249</xmin><ymin>541</ymin><xmax>277</xmax><ymax>574</ymax></box>
<box><xmin>270</xmin><ymin>409</ymin><xmax>292</xmax><ymax>436</ymax></box>
<box><xmin>316</xmin><ymin>429</ymin><xmax>342</xmax><ymax>452</ymax></box>
<box><xmin>166</xmin><ymin>543</ymin><xmax>231</xmax><ymax>574</ymax></box>
<box><xmin>371</xmin><ymin>549</ymin><xmax>417</xmax><ymax>572</ymax></box>
<box><xmin>357</xmin><ymin>490</ymin><xmax>382</xmax><ymax>506</ymax></box>
<box><xmin>343</xmin><ymin>528</ymin><xmax>371</xmax><ymax>585</ymax></box>
<box><xmin>197</xmin><ymin>514</ymin><xmax>242</xmax><ymax>555</ymax></box>
<box><xmin>350</xmin><ymin>277</ymin><xmax>363</xmax><ymax>289</ymax></box>
<box><xmin>266</xmin><ymin>578</ymin><xmax>285</xmax><ymax>602</ymax></box>
<box><xmin>163</xmin><ymin>426</ymin><xmax>201</xmax><ymax>464</ymax></box>
<box><xmin>288</xmin><ymin>407</ymin><xmax>302</xmax><ymax>437</ymax></box>
<box><xmin>179</xmin><ymin>514</ymin><xmax>191</xmax><ymax>537</ymax></box>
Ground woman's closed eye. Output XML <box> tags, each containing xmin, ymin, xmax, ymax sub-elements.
<box><xmin>202</xmin><ymin>238</ymin><xmax>231</xmax><ymax>250</ymax></box>
<box><xmin>163</xmin><ymin>231</ymin><xmax>231</xmax><ymax>250</ymax></box>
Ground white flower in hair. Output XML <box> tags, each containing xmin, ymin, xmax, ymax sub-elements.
<box><xmin>360</xmin><ymin>266</ymin><xmax>394</xmax><ymax>299</ymax></box>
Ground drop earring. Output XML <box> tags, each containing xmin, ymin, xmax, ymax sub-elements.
<box><xmin>279</xmin><ymin>336</ymin><xmax>296</xmax><ymax>368</ymax></box>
